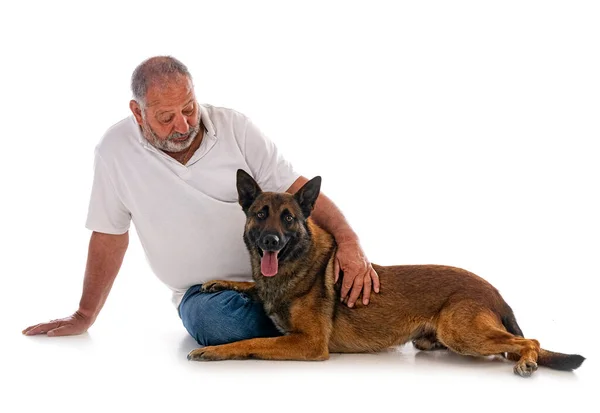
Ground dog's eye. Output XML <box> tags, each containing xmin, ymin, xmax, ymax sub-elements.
<box><xmin>257</xmin><ymin>211</ymin><xmax>266</xmax><ymax>220</ymax></box>
<box><xmin>285</xmin><ymin>215</ymin><xmax>294</xmax><ymax>222</ymax></box>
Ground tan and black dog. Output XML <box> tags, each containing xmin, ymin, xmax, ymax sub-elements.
<box><xmin>188</xmin><ymin>170</ymin><xmax>585</xmax><ymax>377</ymax></box>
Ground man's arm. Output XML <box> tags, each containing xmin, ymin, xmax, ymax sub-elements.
<box><xmin>287</xmin><ymin>176</ymin><xmax>379</xmax><ymax>308</ymax></box>
<box><xmin>22</xmin><ymin>231</ymin><xmax>129</xmax><ymax>336</ymax></box>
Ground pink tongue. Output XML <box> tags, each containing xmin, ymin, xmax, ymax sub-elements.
<box><xmin>261</xmin><ymin>251</ymin><xmax>279</xmax><ymax>277</ymax></box>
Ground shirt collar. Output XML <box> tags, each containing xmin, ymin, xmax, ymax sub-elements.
<box><xmin>198</xmin><ymin>104</ymin><xmax>217</xmax><ymax>138</ymax></box>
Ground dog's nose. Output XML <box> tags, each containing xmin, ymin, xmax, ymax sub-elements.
<box><xmin>262</xmin><ymin>234</ymin><xmax>280</xmax><ymax>249</ymax></box>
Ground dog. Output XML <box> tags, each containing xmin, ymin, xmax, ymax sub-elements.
<box><xmin>187</xmin><ymin>170</ymin><xmax>585</xmax><ymax>377</ymax></box>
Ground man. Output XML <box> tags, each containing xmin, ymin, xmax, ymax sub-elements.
<box><xmin>22</xmin><ymin>56</ymin><xmax>379</xmax><ymax>346</ymax></box>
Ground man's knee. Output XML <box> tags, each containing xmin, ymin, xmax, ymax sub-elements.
<box><xmin>180</xmin><ymin>288</ymin><xmax>279</xmax><ymax>346</ymax></box>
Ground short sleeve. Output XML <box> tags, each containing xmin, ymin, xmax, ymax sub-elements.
<box><xmin>85</xmin><ymin>152</ymin><xmax>131</xmax><ymax>234</ymax></box>
<box><xmin>241</xmin><ymin>117</ymin><xmax>300</xmax><ymax>193</ymax></box>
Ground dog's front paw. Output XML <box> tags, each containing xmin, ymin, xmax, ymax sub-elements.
<box><xmin>201</xmin><ymin>281</ymin><xmax>231</xmax><ymax>293</ymax></box>
<box><xmin>187</xmin><ymin>346</ymin><xmax>228</xmax><ymax>361</ymax></box>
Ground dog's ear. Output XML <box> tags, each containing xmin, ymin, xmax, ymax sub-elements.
<box><xmin>236</xmin><ymin>169</ymin><xmax>262</xmax><ymax>213</ymax></box>
<box><xmin>294</xmin><ymin>176</ymin><xmax>321</xmax><ymax>218</ymax></box>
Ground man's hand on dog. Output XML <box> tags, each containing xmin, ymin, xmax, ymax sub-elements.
<box><xmin>334</xmin><ymin>238</ymin><xmax>380</xmax><ymax>308</ymax></box>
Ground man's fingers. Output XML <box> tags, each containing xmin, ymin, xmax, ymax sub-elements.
<box><xmin>371</xmin><ymin>267</ymin><xmax>380</xmax><ymax>293</ymax></box>
<box><xmin>47</xmin><ymin>325</ymin><xmax>75</xmax><ymax>337</ymax></box>
<box><xmin>362</xmin><ymin>274</ymin><xmax>372</xmax><ymax>305</ymax></box>
<box><xmin>22</xmin><ymin>323</ymin><xmax>41</xmax><ymax>335</ymax></box>
<box><xmin>346</xmin><ymin>276</ymin><xmax>365</xmax><ymax>308</ymax></box>
<box><xmin>340</xmin><ymin>274</ymin><xmax>355</xmax><ymax>301</ymax></box>
<box><xmin>22</xmin><ymin>326</ymin><xmax>34</xmax><ymax>335</ymax></box>
<box><xmin>23</xmin><ymin>321</ymin><xmax>59</xmax><ymax>336</ymax></box>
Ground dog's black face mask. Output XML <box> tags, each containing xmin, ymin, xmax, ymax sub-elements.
<box><xmin>236</xmin><ymin>169</ymin><xmax>321</xmax><ymax>277</ymax></box>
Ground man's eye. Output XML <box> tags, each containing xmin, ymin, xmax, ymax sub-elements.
<box><xmin>161</xmin><ymin>116</ymin><xmax>173</xmax><ymax>123</ymax></box>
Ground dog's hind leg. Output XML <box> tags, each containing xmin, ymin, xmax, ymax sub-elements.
<box><xmin>412</xmin><ymin>331</ymin><xmax>447</xmax><ymax>351</ymax></box>
<box><xmin>435</xmin><ymin>302</ymin><xmax>540</xmax><ymax>377</ymax></box>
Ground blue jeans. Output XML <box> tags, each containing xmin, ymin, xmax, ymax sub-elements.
<box><xmin>178</xmin><ymin>284</ymin><xmax>281</xmax><ymax>346</ymax></box>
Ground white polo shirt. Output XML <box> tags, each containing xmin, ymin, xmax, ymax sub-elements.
<box><xmin>85</xmin><ymin>104</ymin><xmax>300</xmax><ymax>307</ymax></box>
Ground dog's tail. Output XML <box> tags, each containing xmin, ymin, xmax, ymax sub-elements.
<box><xmin>501</xmin><ymin>306</ymin><xmax>585</xmax><ymax>371</ymax></box>
<box><xmin>537</xmin><ymin>349</ymin><xmax>586</xmax><ymax>371</ymax></box>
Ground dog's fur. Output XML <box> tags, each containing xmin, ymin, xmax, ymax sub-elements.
<box><xmin>188</xmin><ymin>170</ymin><xmax>585</xmax><ymax>377</ymax></box>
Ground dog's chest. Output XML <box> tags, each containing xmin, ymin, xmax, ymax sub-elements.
<box><xmin>256</xmin><ymin>278</ymin><xmax>295</xmax><ymax>334</ymax></box>
<box><xmin>268</xmin><ymin>313</ymin><xmax>289</xmax><ymax>334</ymax></box>
<box><xmin>263</xmin><ymin>301</ymin><xmax>292</xmax><ymax>334</ymax></box>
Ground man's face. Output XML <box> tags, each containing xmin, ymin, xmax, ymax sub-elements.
<box><xmin>130</xmin><ymin>75</ymin><xmax>201</xmax><ymax>153</ymax></box>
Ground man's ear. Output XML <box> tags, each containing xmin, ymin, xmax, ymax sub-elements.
<box><xmin>129</xmin><ymin>100</ymin><xmax>144</xmax><ymax>125</ymax></box>
<box><xmin>294</xmin><ymin>176</ymin><xmax>321</xmax><ymax>218</ymax></box>
<box><xmin>236</xmin><ymin>169</ymin><xmax>263</xmax><ymax>213</ymax></box>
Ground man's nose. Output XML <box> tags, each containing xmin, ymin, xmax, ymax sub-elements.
<box><xmin>173</xmin><ymin>114</ymin><xmax>190</xmax><ymax>134</ymax></box>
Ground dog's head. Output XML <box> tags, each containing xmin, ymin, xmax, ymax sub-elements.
<box><xmin>236</xmin><ymin>169</ymin><xmax>321</xmax><ymax>277</ymax></box>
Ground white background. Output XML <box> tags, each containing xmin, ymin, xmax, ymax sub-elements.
<box><xmin>1</xmin><ymin>1</ymin><xmax>598</xmax><ymax>412</ymax></box>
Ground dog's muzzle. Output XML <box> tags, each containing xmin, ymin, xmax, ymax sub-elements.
<box><xmin>259</xmin><ymin>233</ymin><xmax>283</xmax><ymax>251</ymax></box>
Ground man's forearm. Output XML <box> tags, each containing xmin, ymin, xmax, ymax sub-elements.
<box><xmin>311</xmin><ymin>192</ymin><xmax>358</xmax><ymax>244</ymax></box>
<box><xmin>287</xmin><ymin>177</ymin><xmax>357</xmax><ymax>244</ymax></box>
<box><xmin>287</xmin><ymin>175</ymin><xmax>379</xmax><ymax>305</ymax></box>
<box><xmin>78</xmin><ymin>231</ymin><xmax>129</xmax><ymax>323</ymax></box>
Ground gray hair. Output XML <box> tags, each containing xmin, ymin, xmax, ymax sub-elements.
<box><xmin>131</xmin><ymin>56</ymin><xmax>193</xmax><ymax>107</ymax></box>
